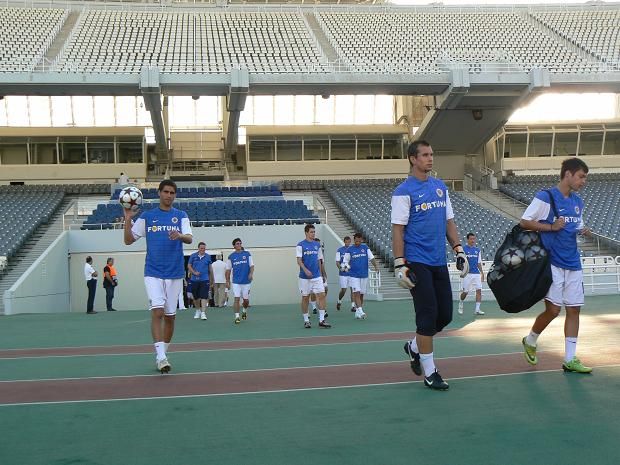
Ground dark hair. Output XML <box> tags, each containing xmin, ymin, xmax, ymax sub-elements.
<box><xmin>407</xmin><ymin>140</ymin><xmax>431</xmax><ymax>165</ymax></box>
<box><xmin>561</xmin><ymin>157</ymin><xmax>589</xmax><ymax>180</ymax></box>
<box><xmin>86</xmin><ymin>256</ymin><xmax>92</xmax><ymax>263</ymax></box>
<box><xmin>106</xmin><ymin>257</ymin><xmax>113</xmax><ymax>264</ymax></box>
<box><xmin>466</xmin><ymin>233</ymin><xmax>476</xmax><ymax>239</ymax></box>
<box><xmin>353</xmin><ymin>232</ymin><xmax>363</xmax><ymax>240</ymax></box>
<box><xmin>232</xmin><ymin>238</ymin><xmax>242</xmax><ymax>246</ymax></box>
<box><xmin>304</xmin><ymin>224</ymin><xmax>315</xmax><ymax>233</ymax></box>
<box><xmin>315</xmin><ymin>237</ymin><xmax>321</xmax><ymax>242</ymax></box>
<box><xmin>158</xmin><ymin>179</ymin><xmax>177</xmax><ymax>193</ymax></box>
<box><xmin>343</xmin><ymin>236</ymin><xmax>351</xmax><ymax>241</ymax></box>
<box><xmin>198</xmin><ymin>242</ymin><xmax>206</xmax><ymax>248</ymax></box>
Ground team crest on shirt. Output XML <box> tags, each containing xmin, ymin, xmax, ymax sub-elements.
<box><xmin>171</xmin><ymin>217</ymin><xmax>178</xmax><ymax>224</ymax></box>
<box><xmin>436</xmin><ymin>188</ymin><xmax>443</xmax><ymax>197</ymax></box>
<box><xmin>575</xmin><ymin>206</ymin><xmax>580</xmax><ymax>214</ymax></box>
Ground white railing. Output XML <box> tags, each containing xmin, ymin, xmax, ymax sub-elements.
<box><xmin>368</xmin><ymin>269</ymin><xmax>381</xmax><ymax>297</ymax></box>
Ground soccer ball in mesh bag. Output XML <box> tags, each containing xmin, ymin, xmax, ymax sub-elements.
<box><xmin>525</xmin><ymin>244</ymin><xmax>547</xmax><ymax>262</ymax></box>
<box><xmin>487</xmin><ymin>268</ymin><xmax>504</xmax><ymax>284</ymax></box>
<box><xmin>500</xmin><ymin>247</ymin><xmax>525</xmax><ymax>270</ymax></box>
<box><xmin>340</xmin><ymin>262</ymin><xmax>351</xmax><ymax>273</ymax></box>
<box><xmin>516</xmin><ymin>230</ymin><xmax>540</xmax><ymax>248</ymax></box>
<box><xmin>118</xmin><ymin>186</ymin><xmax>143</xmax><ymax>211</ymax></box>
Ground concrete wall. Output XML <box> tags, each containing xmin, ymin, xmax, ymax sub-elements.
<box><xmin>3</xmin><ymin>233</ymin><xmax>70</xmax><ymax>315</ymax></box>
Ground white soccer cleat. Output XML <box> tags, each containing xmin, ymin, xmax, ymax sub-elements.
<box><xmin>156</xmin><ymin>358</ymin><xmax>171</xmax><ymax>374</ymax></box>
<box><xmin>458</xmin><ymin>301</ymin><xmax>464</xmax><ymax>315</ymax></box>
<box><xmin>193</xmin><ymin>310</ymin><xmax>201</xmax><ymax>319</ymax></box>
<box><xmin>200</xmin><ymin>311</ymin><xmax>207</xmax><ymax>320</ymax></box>
<box><xmin>355</xmin><ymin>309</ymin><xmax>367</xmax><ymax>320</ymax></box>
<box><xmin>475</xmin><ymin>309</ymin><xmax>485</xmax><ymax>315</ymax></box>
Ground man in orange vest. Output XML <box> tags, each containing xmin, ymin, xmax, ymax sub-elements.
<box><xmin>103</xmin><ymin>257</ymin><xmax>118</xmax><ymax>311</ymax></box>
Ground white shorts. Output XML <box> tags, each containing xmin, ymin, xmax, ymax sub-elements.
<box><xmin>299</xmin><ymin>277</ymin><xmax>325</xmax><ymax>296</ymax></box>
<box><xmin>232</xmin><ymin>283</ymin><xmax>251</xmax><ymax>299</ymax></box>
<box><xmin>144</xmin><ymin>277</ymin><xmax>183</xmax><ymax>316</ymax></box>
<box><xmin>339</xmin><ymin>276</ymin><xmax>351</xmax><ymax>289</ymax></box>
<box><xmin>462</xmin><ymin>274</ymin><xmax>482</xmax><ymax>292</ymax></box>
<box><xmin>349</xmin><ymin>277</ymin><xmax>368</xmax><ymax>294</ymax></box>
<box><xmin>546</xmin><ymin>265</ymin><xmax>584</xmax><ymax>307</ymax></box>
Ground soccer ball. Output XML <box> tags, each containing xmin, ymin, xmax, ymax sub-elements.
<box><xmin>487</xmin><ymin>268</ymin><xmax>504</xmax><ymax>284</ymax></box>
<box><xmin>525</xmin><ymin>245</ymin><xmax>547</xmax><ymax>262</ymax></box>
<box><xmin>119</xmin><ymin>186</ymin><xmax>143</xmax><ymax>211</ymax></box>
<box><xmin>517</xmin><ymin>231</ymin><xmax>540</xmax><ymax>248</ymax></box>
<box><xmin>340</xmin><ymin>262</ymin><xmax>351</xmax><ymax>273</ymax></box>
<box><xmin>500</xmin><ymin>247</ymin><xmax>525</xmax><ymax>270</ymax></box>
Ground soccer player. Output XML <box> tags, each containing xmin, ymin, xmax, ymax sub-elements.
<box><xmin>123</xmin><ymin>179</ymin><xmax>193</xmax><ymax>373</ymax></box>
<box><xmin>520</xmin><ymin>157</ymin><xmax>592</xmax><ymax>373</ymax></box>
<box><xmin>188</xmin><ymin>242</ymin><xmax>213</xmax><ymax>321</ymax></box>
<box><xmin>297</xmin><ymin>224</ymin><xmax>330</xmax><ymax>329</ymax></box>
<box><xmin>392</xmin><ymin>140</ymin><xmax>468</xmax><ymax>391</ymax></box>
<box><xmin>226</xmin><ymin>238</ymin><xmax>254</xmax><ymax>324</ymax></box>
<box><xmin>335</xmin><ymin>236</ymin><xmax>356</xmax><ymax>312</ymax></box>
<box><xmin>347</xmin><ymin>233</ymin><xmax>379</xmax><ymax>320</ymax></box>
<box><xmin>458</xmin><ymin>233</ymin><xmax>485</xmax><ymax>316</ymax></box>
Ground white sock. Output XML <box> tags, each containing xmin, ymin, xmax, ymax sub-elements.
<box><xmin>337</xmin><ymin>299</ymin><xmax>342</xmax><ymax>304</ymax></box>
<box><xmin>235</xmin><ymin>312</ymin><xmax>240</xmax><ymax>319</ymax></box>
<box><xmin>164</xmin><ymin>342</ymin><xmax>170</xmax><ymax>354</ymax></box>
<box><xmin>409</xmin><ymin>338</ymin><xmax>419</xmax><ymax>354</ymax></box>
<box><xmin>420</xmin><ymin>352</ymin><xmax>436</xmax><ymax>377</ymax></box>
<box><xmin>318</xmin><ymin>310</ymin><xmax>326</xmax><ymax>322</ymax></box>
<box><xmin>565</xmin><ymin>337</ymin><xmax>578</xmax><ymax>362</ymax></box>
<box><xmin>526</xmin><ymin>331</ymin><xmax>540</xmax><ymax>347</ymax></box>
<box><xmin>154</xmin><ymin>342</ymin><xmax>166</xmax><ymax>361</ymax></box>
<box><xmin>351</xmin><ymin>302</ymin><xmax>356</xmax><ymax>308</ymax></box>
<box><xmin>475</xmin><ymin>302</ymin><xmax>481</xmax><ymax>311</ymax></box>
<box><xmin>357</xmin><ymin>306</ymin><xmax>363</xmax><ymax>314</ymax></box>
<box><xmin>303</xmin><ymin>313</ymin><xmax>310</xmax><ymax>322</ymax></box>
<box><xmin>311</xmin><ymin>302</ymin><xmax>317</xmax><ymax>310</ymax></box>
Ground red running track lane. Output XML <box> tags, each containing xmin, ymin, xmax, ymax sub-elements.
<box><xmin>1</xmin><ymin>347</ymin><xmax>619</xmax><ymax>405</ymax></box>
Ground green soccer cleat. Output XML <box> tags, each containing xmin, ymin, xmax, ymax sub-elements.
<box><xmin>562</xmin><ymin>357</ymin><xmax>593</xmax><ymax>374</ymax></box>
<box><xmin>522</xmin><ymin>337</ymin><xmax>538</xmax><ymax>365</ymax></box>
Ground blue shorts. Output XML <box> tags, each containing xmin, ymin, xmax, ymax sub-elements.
<box><xmin>192</xmin><ymin>280</ymin><xmax>210</xmax><ymax>299</ymax></box>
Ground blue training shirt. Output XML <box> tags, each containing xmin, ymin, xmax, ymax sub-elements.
<box><xmin>131</xmin><ymin>207</ymin><xmax>192</xmax><ymax>279</ymax></box>
<box><xmin>188</xmin><ymin>252</ymin><xmax>212</xmax><ymax>282</ymax></box>
<box><xmin>391</xmin><ymin>176</ymin><xmax>454</xmax><ymax>267</ymax></box>
<box><xmin>463</xmin><ymin>245</ymin><xmax>481</xmax><ymax>274</ymax></box>
<box><xmin>296</xmin><ymin>240</ymin><xmax>323</xmax><ymax>279</ymax></box>
<box><xmin>522</xmin><ymin>187</ymin><xmax>584</xmax><ymax>271</ymax></box>
<box><xmin>227</xmin><ymin>250</ymin><xmax>253</xmax><ymax>285</ymax></box>
<box><xmin>336</xmin><ymin>246</ymin><xmax>350</xmax><ymax>277</ymax></box>
<box><xmin>347</xmin><ymin>244</ymin><xmax>374</xmax><ymax>279</ymax></box>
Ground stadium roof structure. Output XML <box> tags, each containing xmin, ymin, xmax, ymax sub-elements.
<box><xmin>0</xmin><ymin>1</ymin><xmax>619</xmax><ymax>156</ymax></box>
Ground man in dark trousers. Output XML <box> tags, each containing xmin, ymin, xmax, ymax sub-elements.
<box><xmin>103</xmin><ymin>257</ymin><xmax>118</xmax><ymax>311</ymax></box>
<box><xmin>84</xmin><ymin>256</ymin><xmax>98</xmax><ymax>314</ymax></box>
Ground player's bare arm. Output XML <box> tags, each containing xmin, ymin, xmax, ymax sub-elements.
<box><xmin>123</xmin><ymin>208</ymin><xmax>139</xmax><ymax>245</ymax></box>
<box><xmin>169</xmin><ymin>229</ymin><xmax>193</xmax><ymax>244</ymax></box>
<box><xmin>248</xmin><ymin>265</ymin><xmax>255</xmax><ymax>282</ymax></box>
<box><xmin>520</xmin><ymin>217</ymin><xmax>565</xmax><ymax>232</ymax></box>
<box><xmin>392</xmin><ymin>224</ymin><xmax>405</xmax><ymax>258</ymax></box>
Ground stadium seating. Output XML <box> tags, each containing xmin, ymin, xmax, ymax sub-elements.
<box><xmin>111</xmin><ymin>184</ymin><xmax>282</xmax><ymax>200</ymax></box>
<box><xmin>327</xmin><ymin>182</ymin><xmax>514</xmax><ymax>265</ymax></box>
<box><xmin>0</xmin><ymin>191</ymin><xmax>64</xmax><ymax>259</ymax></box>
<box><xmin>57</xmin><ymin>11</ymin><xmax>330</xmax><ymax>74</ymax></box>
<box><xmin>0</xmin><ymin>7</ymin><xmax>66</xmax><ymax>72</ymax></box>
<box><xmin>0</xmin><ymin>184</ymin><xmax>109</xmax><ymax>195</ymax></box>
<box><xmin>315</xmin><ymin>11</ymin><xmax>606</xmax><ymax>74</ymax></box>
<box><xmin>531</xmin><ymin>10</ymin><xmax>620</xmax><ymax>65</ymax></box>
<box><xmin>82</xmin><ymin>198</ymin><xmax>319</xmax><ymax>229</ymax></box>
<box><xmin>499</xmin><ymin>174</ymin><xmax>620</xmax><ymax>241</ymax></box>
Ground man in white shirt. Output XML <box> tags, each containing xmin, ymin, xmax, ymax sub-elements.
<box><xmin>118</xmin><ymin>172</ymin><xmax>129</xmax><ymax>185</ymax></box>
<box><xmin>84</xmin><ymin>256</ymin><xmax>98</xmax><ymax>314</ymax></box>
<box><xmin>211</xmin><ymin>254</ymin><xmax>228</xmax><ymax>307</ymax></box>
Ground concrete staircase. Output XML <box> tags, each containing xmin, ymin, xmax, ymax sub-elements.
<box><xmin>0</xmin><ymin>197</ymin><xmax>75</xmax><ymax>314</ymax></box>
<box><xmin>36</xmin><ymin>11</ymin><xmax>81</xmax><ymax>71</ymax></box>
<box><xmin>315</xmin><ymin>191</ymin><xmax>411</xmax><ymax>300</ymax></box>
<box><xmin>303</xmin><ymin>12</ymin><xmax>344</xmax><ymax>66</ymax></box>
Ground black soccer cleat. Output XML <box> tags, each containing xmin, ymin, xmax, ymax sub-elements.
<box><xmin>304</xmin><ymin>321</ymin><xmax>312</xmax><ymax>329</ymax></box>
<box><xmin>424</xmin><ymin>371</ymin><xmax>449</xmax><ymax>391</ymax></box>
<box><xmin>318</xmin><ymin>320</ymin><xmax>332</xmax><ymax>328</ymax></box>
<box><xmin>403</xmin><ymin>342</ymin><xmax>422</xmax><ymax>376</ymax></box>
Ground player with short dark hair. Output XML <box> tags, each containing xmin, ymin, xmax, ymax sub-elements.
<box><xmin>335</xmin><ymin>235</ymin><xmax>356</xmax><ymax>312</ymax></box>
<box><xmin>346</xmin><ymin>233</ymin><xmax>379</xmax><ymax>320</ymax></box>
<box><xmin>520</xmin><ymin>157</ymin><xmax>592</xmax><ymax>373</ymax></box>
<box><xmin>188</xmin><ymin>242</ymin><xmax>213</xmax><ymax>321</ymax></box>
<box><xmin>124</xmin><ymin>179</ymin><xmax>193</xmax><ymax>373</ymax></box>
<box><xmin>296</xmin><ymin>224</ymin><xmax>330</xmax><ymax>329</ymax></box>
<box><xmin>392</xmin><ymin>140</ymin><xmax>468</xmax><ymax>391</ymax></box>
<box><xmin>458</xmin><ymin>233</ymin><xmax>485</xmax><ymax>316</ymax></box>
<box><xmin>226</xmin><ymin>237</ymin><xmax>254</xmax><ymax>324</ymax></box>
